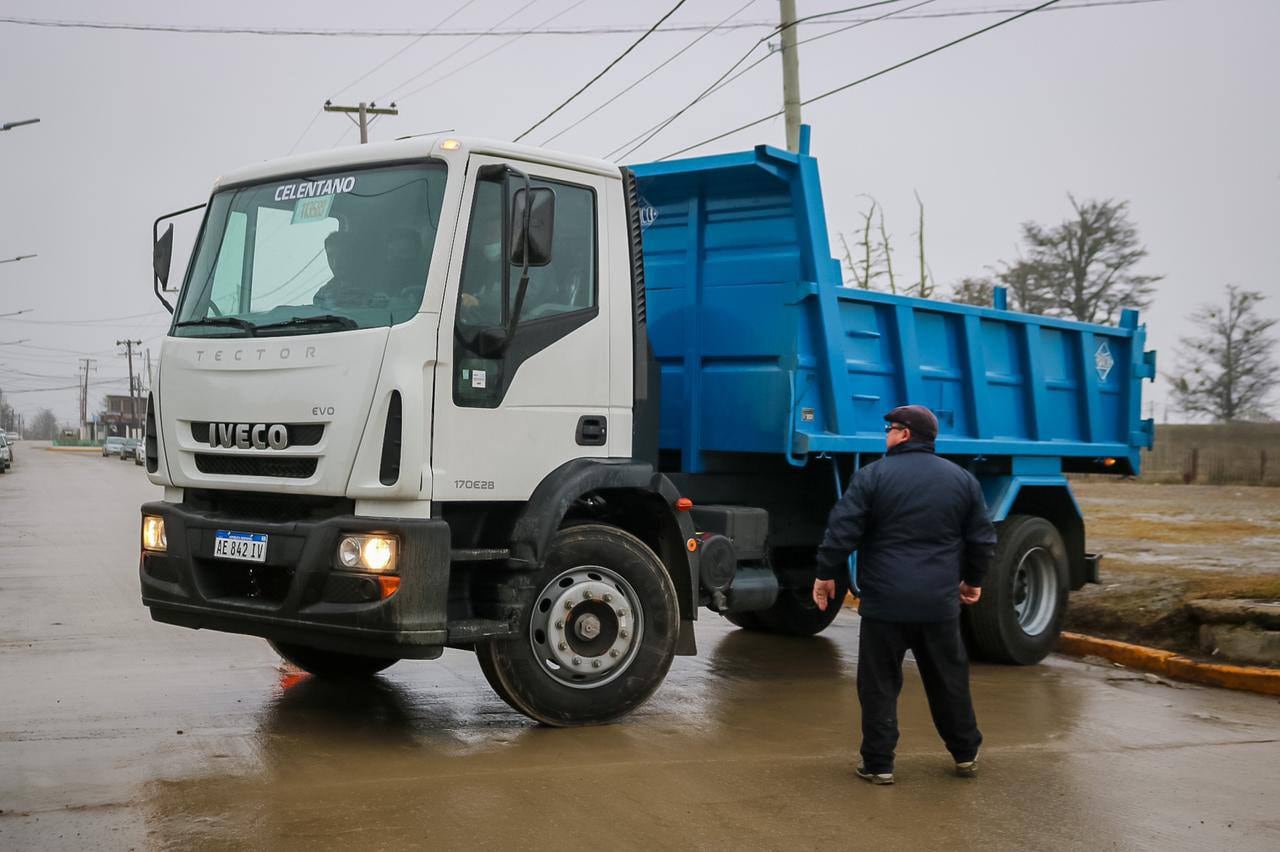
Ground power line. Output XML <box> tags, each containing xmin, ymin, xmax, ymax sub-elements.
<box><xmin>540</xmin><ymin>0</ymin><xmax>762</xmax><ymax>148</ymax></box>
<box><xmin>0</xmin><ymin>3</ymin><xmax>1167</xmax><ymax>37</ymax></box>
<box><xmin>608</xmin><ymin>1</ymin><xmax>919</xmax><ymax>160</ymax></box>
<box><xmin>513</xmin><ymin>0</ymin><xmax>692</xmax><ymax>143</ymax></box>
<box><xmin>655</xmin><ymin>0</ymin><xmax>1064</xmax><ymax>162</ymax></box>
<box><xmin>378</xmin><ymin>0</ymin><xmax>543</xmax><ymax>104</ymax></box>
<box><xmin>331</xmin><ymin>0</ymin><xmax>480</xmax><ymax>100</ymax></box>
<box><xmin>601</xmin><ymin>2</ymin><xmax>896</xmax><ymax>159</ymax></box>
<box><xmin>396</xmin><ymin>0</ymin><xmax>591</xmax><ymax>106</ymax></box>
<box><xmin>691</xmin><ymin>0</ymin><xmax>940</xmax><ymax>120</ymax></box>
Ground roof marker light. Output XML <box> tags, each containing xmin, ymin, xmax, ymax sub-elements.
<box><xmin>440</xmin><ymin>139</ymin><xmax>461</xmax><ymax>151</ymax></box>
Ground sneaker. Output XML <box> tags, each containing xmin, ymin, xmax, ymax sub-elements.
<box><xmin>954</xmin><ymin>753</ymin><xmax>979</xmax><ymax>778</ymax></box>
<box><xmin>855</xmin><ymin>765</ymin><xmax>895</xmax><ymax>785</ymax></box>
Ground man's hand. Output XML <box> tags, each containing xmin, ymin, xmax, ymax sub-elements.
<box><xmin>959</xmin><ymin>582</ymin><xmax>981</xmax><ymax>605</ymax></box>
<box><xmin>813</xmin><ymin>578</ymin><xmax>838</xmax><ymax>611</ymax></box>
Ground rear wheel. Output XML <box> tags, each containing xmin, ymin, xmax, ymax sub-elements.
<box><xmin>964</xmin><ymin>515</ymin><xmax>1068</xmax><ymax>665</ymax></box>
<box><xmin>475</xmin><ymin>524</ymin><xmax>679</xmax><ymax>726</ymax></box>
<box><xmin>268</xmin><ymin>640</ymin><xmax>399</xmax><ymax>678</ymax></box>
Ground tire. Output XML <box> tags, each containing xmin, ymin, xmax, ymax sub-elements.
<box><xmin>268</xmin><ymin>640</ymin><xmax>399</xmax><ymax>678</ymax></box>
<box><xmin>964</xmin><ymin>514</ymin><xmax>1069</xmax><ymax>665</ymax></box>
<box><xmin>721</xmin><ymin>610</ymin><xmax>767</xmax><ymax>630</ymax></box>
<box><xmin>475</xmin><ymin>524</ymin><xmax>679</xmax><ymax>726</ymax></box>
<box><xmin>755</xmin><ymin>572</ymin><xmax>849</xmax><ymax>636</ymax></box>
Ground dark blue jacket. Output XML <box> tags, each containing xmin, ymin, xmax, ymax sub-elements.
<box><xmin>815</xmin><ymin>441</ymin><xmax>996</xmax><ymax>623</ymax></box>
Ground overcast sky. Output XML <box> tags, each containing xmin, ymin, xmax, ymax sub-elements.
<box><xmin>1</xmin><ymin>0</ymin><xmax>1276</xmax><ymax>424</ymax></box>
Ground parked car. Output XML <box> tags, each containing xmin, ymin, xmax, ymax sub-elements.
<box><xmin>102</xmin><ymin>436</ymin><xmax>128</xmax><ymax>457</ymax></box>
<box><xmin>4</xmin><ymin>432</ymin><xmax>18</xmax><ymax>443</ymax></box>
<box><xmin>117</xmin><ymin>438</ymin><xmax>140</xmax><ymax>461</ymax></box>
<box><xmin>134</xmin><ymin>441</ymin><xmax>145</xmax><ymax>466</ymax></box>
<box><xmin>0</xmin><ymin>434</ymin><xmax>10</xmax><ymax>472</ymax></box>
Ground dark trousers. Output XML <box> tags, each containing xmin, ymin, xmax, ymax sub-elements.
<box><xmin>856</xmin><ymin>615</ymin><xmax>982</xmax><ymax>773</ymax></box>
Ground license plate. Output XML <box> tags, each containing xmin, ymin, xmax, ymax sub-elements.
<box><xmin>213</xmin><ymin>530</ymin><xmax>268</xmax><ymax>563</ymax></box>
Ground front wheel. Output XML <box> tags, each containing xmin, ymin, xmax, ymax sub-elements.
<box><xmin>964</xmin><ymin>515</ymin><xmax>1068</xmax><ymax>665</ymax></box>
<box><xmin>476</xmin><ymin>524</ymin><xmax>679</xmax><ymax>726</ymax></box>
<box><xmin>269</xmin><ymin>640</ymin><xmax>399</xmax><ymax>678</ymax></box>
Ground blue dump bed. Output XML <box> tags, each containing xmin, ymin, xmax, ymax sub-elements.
<box><xmin>631</xmin><ymin>139</ymin><xmax>1156</xmax><ymax>477</ymax></box>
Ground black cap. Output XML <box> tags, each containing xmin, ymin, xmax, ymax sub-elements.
<box><xmin>884</xmin><ymin>404</ymin><xmax>939</xmax><ymax>441</ymax></box>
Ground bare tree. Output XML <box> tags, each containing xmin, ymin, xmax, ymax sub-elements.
<box><xmin>1170</xmin><ymin>286</ymin><xmax>1278</xmax><ymax>421</ymax></box>
<box><xmin>839</xmin><ymin>198</ymin><xmax>883</xmax><ymax>289</ymax></box>
<box><xmin>1013</xmin><ymin>196</ymin><xmax>1161</xmax><ymax>323</ymax></box>
<box><xmin>950</xmin><ymin>276</ymin><xmax>995</xmax><ymax>307</ymax></box>
<box><xmin>912</xmin><ymin>191</ymin><xmax>934</xmax><ymax>298</ymax></box>
<box><xmin>30</xmin><ymin>408</ymin><xmax>58</xmax><ymax>440</ymax></box>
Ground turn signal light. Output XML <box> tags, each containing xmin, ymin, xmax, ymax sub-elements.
<box><xmin>1102</xmin><ymin>457</ymin><xmax>1117</xmax><ymax>467</ymax></box>
<box><xmin>142</xmin><ymin>515</ymin><xmax>167</xmax><ymax>552</ymax></box>
<box><xmin>377</xmin><ymin>576</ymin><xmax>401</xmax><ymax>599</ymax></box>
<box><xmin>675</xmin><ymin>498</ymin><xmax>693</xmax><ymax>511</ymax></box>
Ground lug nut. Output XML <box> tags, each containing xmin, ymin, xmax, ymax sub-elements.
<box><xmin>572</xmin><ymin>657</ymin><xmax>582</xmax><ymax>666</ymax></box>
<box><xmin>610</xmin><ymin>649</ymin><xmax>620</xmax><ymax>658</ymax></box>
<box><xmin>565</xmin><ymin>601</ymin><xmax>574</xmax><ymax>610</ymax></box>
<box><xmin>617</xmin><ymin>609</ymin><xmax>626</xmax><ymax>618</ymax></box>
<box><xmin>558</xmin><ymin>642</ymin><xmax>568</xmax><ymax>651</ymax></box>
<box><xmin>619</xmin><ymin>629</ymin><xmax>628</xmax><ymax>639</ymax></box>
<box><xmin>592</xmin><ymin>660</ymin><xmax>601</xmax><ymax>668</ymax></box>
<box><xmin>555</xmin><ymin>619</ymin><xmax>563</xmax><ymax>629</ymax></box>
<box><xmin>583</xmin><ymin>590</ymin><xmax>593</xmax><ymax>600</ymax></box>
<box><xmin>603</xmin><ymin>593</ymin><xmax>613</xmax><ymax>603</ymax></box>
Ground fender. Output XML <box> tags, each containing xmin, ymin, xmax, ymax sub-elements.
<box><xmin>510</xmin><ymin>457</ymin><xmax>699</xmax><ymax>623</ymax></box>
<box><xmin>979</xmin><ymin>474</ymin><xmax>1091</xmax><ymax>589</ymax></box>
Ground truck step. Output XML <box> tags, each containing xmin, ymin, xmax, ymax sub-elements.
<box><xmin>447</xmin><ymin>617</ymin><xmax>519</xmax><ymax>643</ymax></box>
<box><xmin>450</xmin><ymin>548</ymin><xmax>512</xmax><ymax>563</ymax></box>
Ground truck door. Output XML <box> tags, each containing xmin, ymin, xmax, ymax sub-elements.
<box><xmin>431</xmin><ymin>155</ymin><xmax>613</xmax><ymax>501</ymax></box>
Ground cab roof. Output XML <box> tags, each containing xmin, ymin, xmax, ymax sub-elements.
<box><xmin>214</xmin><ymin>134</ymin><xmax>622</xmax><ymax>191</ymax></box>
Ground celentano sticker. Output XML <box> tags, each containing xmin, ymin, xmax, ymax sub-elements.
<box><xmin>274</xmin><ymin>176</ymin><xmax>357</xmax><ymax>202</ymax></box>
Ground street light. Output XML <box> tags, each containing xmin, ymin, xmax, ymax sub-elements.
<box><xmin>1</xmin><ymin>118</ymin><xmax>40</xmax><ymax>132</ymax></box>
<box><xmin>0</xmin><ymin>254</ymin><xmax>37</xmax><ymax>264</ymax></box>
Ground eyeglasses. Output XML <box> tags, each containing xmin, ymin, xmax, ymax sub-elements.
<box><xmin>884</xmin><ymin>423</ymin><xmax>907</xmax><ymax>434</ymax></box>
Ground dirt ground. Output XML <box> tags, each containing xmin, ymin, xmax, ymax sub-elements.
<box><xmin>1066</xmin><ymin>480</ymin><xmax>1280</xmax><ymax>655</ymax></box>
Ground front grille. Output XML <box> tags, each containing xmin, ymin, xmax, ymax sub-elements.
<box><xmin>194</xmin><ymin>454</ymin><xmax>317</xmax><ymax>479</ymax></box>
<box><xmin>189</xmin><ymin>422</ymin><xmax>324</xmax><ymax>447</ymax></box>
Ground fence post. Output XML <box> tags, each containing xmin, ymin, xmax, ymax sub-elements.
<box><xmin>1263</xmin><ymin>449</ymin><xmax>1268</xmax><ymax>485</ymax></box>
<box><xmin>1183</xmin><ymin>447</ymin><xmax>1199</xmax><ymax>485</ymax></box>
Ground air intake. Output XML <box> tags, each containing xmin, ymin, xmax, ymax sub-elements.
<box><xmin>379</xmin><ymin>391</ymin><xmax>402</xmax><ymax>486</ymax></box>
<box><xmin>144</xmin><ymin>394</ymin><xmax>159</xmax><ymax>473</ymax></box>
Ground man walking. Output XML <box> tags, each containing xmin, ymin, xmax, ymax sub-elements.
<box><xmin>813</xmin><ymin>405</ymin><xmax>996</xmax><ymax>785</ymax></box>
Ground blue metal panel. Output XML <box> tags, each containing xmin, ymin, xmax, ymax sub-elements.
<box><xmin>631</xmin><ymin>130</ymin><xmax>1155</xmax><ymax>475</ymax></box>
<box><xmin>981</xmin><ymin>475</ymin><xmax>1080</xmax><ymax>522</ymax></box>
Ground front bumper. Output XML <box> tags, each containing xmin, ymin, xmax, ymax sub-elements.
<box><xmin>139</xmin><ymin>500</ymin><xmax>451</xmax><ymax>659</ymax></box>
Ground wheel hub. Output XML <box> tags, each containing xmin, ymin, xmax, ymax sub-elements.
<box><xmin>1011</xmin><ymin>546</ymin><xmax>1058</xmax><ymax>636</ymax></box>
<box><xmin>530</xmin><ymin>566</ymin><xmax>643</xmax><ymax>688</ymax></box>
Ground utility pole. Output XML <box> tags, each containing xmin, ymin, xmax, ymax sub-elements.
<box><xmin>117</xmin><ymin>340</ymin><xmax>142</xmax><ymax>438</ymax></box>
<box><xmin>79</xmin><ymin>358</ymin><xmax>97</xmax><ymax>440</ymax></box>
<box><xmin>779</xmin><ymin>0</ymin><xmax>803</xmax><ymax>153</ymax></box>
<box><xmin>323</xmin><ymin>100</ymin><xmax>398</xmax><ymax>144</ymax></box>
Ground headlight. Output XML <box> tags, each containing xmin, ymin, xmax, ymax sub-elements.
<box><xmin>336</xmin><ymin>534</ymin><xmax>397</xmax><ymax>573</ymax></box>
<box><xmin>142</xmin><ymin>515</ymin><xmax>167</xmax><ymax>552</ymax></box>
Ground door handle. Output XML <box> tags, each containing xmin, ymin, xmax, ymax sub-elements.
<box><xmin>576</xmin><ymin>415</ymin><xmax>607</xmax><ymax>447</ymax></box>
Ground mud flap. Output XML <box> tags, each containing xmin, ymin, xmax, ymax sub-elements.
<box><xmin>676</xmin><ymin>619</ymin><xmax>697</xmax><ymax>655</ymax></box>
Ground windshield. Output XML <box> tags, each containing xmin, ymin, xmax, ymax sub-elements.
<box><xmin>173</xmin><ymin>161</ymin><xmax>447</xmax><ymax>337</ymax></box>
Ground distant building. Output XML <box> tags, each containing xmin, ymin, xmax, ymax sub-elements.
<box><xmin>99</xmin><ymin>394</ymin><xmax>143</xmax><ymax>438</ymax></box>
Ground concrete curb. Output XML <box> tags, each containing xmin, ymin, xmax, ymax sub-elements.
<box><xmin>1058</xmin><ymin>631</ymin><xmax>1280</xmax><ymax>697</ymax></box>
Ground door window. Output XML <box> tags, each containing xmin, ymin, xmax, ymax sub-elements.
<box><xmin>454</xmin><ymin>171</ymin><xmax>598</xmax><ymax>408</ymax></box>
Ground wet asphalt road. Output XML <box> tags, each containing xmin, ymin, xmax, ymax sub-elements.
<box><xmin>2</xmin><ymin>445</ymin><xmax>1279</xmax><ymax>851</ymax></box>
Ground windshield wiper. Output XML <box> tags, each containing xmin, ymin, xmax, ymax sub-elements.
<box><xmin>173</xmin><ymin>316</ymin><xmax>257</xmax><ymax>336</ymax></box>
<box><xmin>254</xmin><ymin>314</ymin><xmax>359</xmax><ymax>333</ymax></box>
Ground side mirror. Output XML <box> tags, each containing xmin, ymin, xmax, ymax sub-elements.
<box><xmin>153</xmin><ymin>223</ymin><xmax>174</xmax><ymax>290</ymax></box>
<box><xmin>509</xmin><ymin>187</ymin><xmax>555</xmax><ymax>268</ymax></box>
